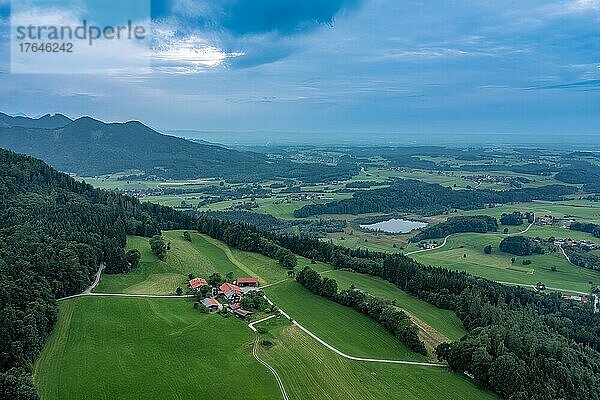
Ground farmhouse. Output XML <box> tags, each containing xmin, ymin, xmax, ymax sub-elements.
<box><xmin>218</xmin><ymin>282</ymin><xmax>243</xmax><ymax>301</ymax></box>
<box><xmin>201</xmin><ymin>297</ymin><xmax>222</xmax><ymax>312</ymax></box>
<box><xmin>188</xmin><ymin>277</ymin><xmax>208</xmax><ymax>290</ymax></box>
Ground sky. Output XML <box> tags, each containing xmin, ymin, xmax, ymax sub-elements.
<box><xmin>0</xmin><ymin>0</ymin><xmax>598</xmax><ymax>140</ymax></box>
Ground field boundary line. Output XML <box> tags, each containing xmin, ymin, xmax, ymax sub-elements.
<box><xmin>57</xmin><ymin>292</ymin><xmax>194</xmax><ymax>301</ymax></box>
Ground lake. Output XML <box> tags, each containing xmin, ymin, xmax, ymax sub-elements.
<box><xmin>359</xmin><ymin>218</ymin><xmax>428</xmax><ymax>234</ymax></box>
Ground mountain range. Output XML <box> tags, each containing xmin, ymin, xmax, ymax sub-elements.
<box><xmin>0</xmin><ymin>112</ymin><xmax>354</xmax><ymax>181</ymax></box>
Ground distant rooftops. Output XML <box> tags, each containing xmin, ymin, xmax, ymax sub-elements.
<box><xmin>237</xmin><ymin>277</ymin><xmax>259</xmax><ymax>285</ymax></box>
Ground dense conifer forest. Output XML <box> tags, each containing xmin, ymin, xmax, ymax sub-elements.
<box><xmin>0</xmin><ymin>149</ymin><xmax>193</xmax><ymax>399</ymax></box>
<box><xmin>293</xmin><ymin>180</ymin><xmax>577</xmax><ymax>217</ymax></box>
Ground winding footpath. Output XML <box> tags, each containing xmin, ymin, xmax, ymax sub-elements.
<box><xmin>252</xmin><ymin>335</ymin><xmax>290</xmax><ymax>400</ymax></box>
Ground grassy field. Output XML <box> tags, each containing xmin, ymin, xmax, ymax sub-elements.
<box><xmin>256</xmin><ymin>320</ymin><xmax>497</xmax><ymax>400</ymax></box>
<box><xmin>33</xmin><ymin>296</ymin><xmax>281</xmax><ymax>400</ymax></box>
<box><xmin>96</xmin><ymin>231</ymin><xmax>287</xmax><ymax>294</ymax></box>
<box><xmin>461</xmin><ymin>200</ymin><xmax>600</xmax><ymax>224</ymax></box>
<box><xmin>411</xmin><ymin>233</ymin><xmax>600</xmax><ymax>293</ymax></box>
<box><xmin>36</xmin><ymin>232</ymin><xmax>502</xmax><ymax>400</ymax></box>
<box><xmin>200</xmin><ymin>192</ymin><xmax>353</xmax><ymax>220</ymax></box>
<box><xmin>263</xmin><ymin>280</ymin><xmax>427</xmax><ymax>361</ymax></box>
<box><xmin>321</xmin><ymin>270</ymin><xmax>467</xmax><ymax>341</ymax></box>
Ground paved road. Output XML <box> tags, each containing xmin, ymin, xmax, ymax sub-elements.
<box><xmin>83</xmin><ymin>263</ymin><xmax>105</xmax><ymax>294</ymax></box>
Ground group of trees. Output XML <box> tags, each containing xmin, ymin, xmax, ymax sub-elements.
<box><xmin>196</xmin><ymin>216</ymin><xmax>297</xmax><ymax>269</ymax></box>
<box><xmin>499</xmin><ymin>211</ymin><xmax>533</xmax><ymax>226</ymax></box>
<box><xmin>0</xmin><ymin>149</ymin><xmax>194</xmax><ymax>399</ymax></box>
<box><xmin>563</xmin><ymin>248</ymin><xmax>600</xmax><ymax>271</ymax></box>
<box><xmin>411</xmin><ymin>215</ymin><xmax>498</xmax><ymax>242</ymax></box>
<box><xmin>570</xmin><ymin>221</ymin><xmax>600</xmax><ymax>238</ymax></box>
<box><xmin>293</xmin><ymin>179</ymin><xmax>577</xmax><ymax>217</ymax></box>
<box><xmin>499</xmin><ymin>236</ymin><xmax>544</xmax><ymax>256</ymax></box>
<box><xmin>149</xmin><ymin>235</ymin><xmax>167</xmax><ymax>260</ymax></box>
<box><xmin>202</xmin><ymin>211</ymin><xmax>345</xmax><ymax>237</ymax></box>
<box><xmin>296</xmin><ymin>267</ymin><xmax>426</xmax><ymax>355</ymax></box>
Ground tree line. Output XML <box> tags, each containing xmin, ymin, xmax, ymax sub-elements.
<box><xmin>296</xmin><ymin>266</ymin><xmax>427</xmax><ymax>355</ymax></box>
<box><xmin>411</xmin><ymin>215</ymin><xmax>498</xmax><ymax>242</ymax></box>
<box><xmin>293</xmin><ymin>179</ymin><xmax>577</xmax><ymax>217</ymax></box>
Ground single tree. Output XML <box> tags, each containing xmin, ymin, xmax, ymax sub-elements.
<box><xmin>208</xmin><ymin>272</ymin><xmax>223</xmax><ymax>287</ymax></box>
<box><xmin>176</xmin><ymin>287</ymin><xmax>183</xmax><ymax>296</ymax></box>
<box><xmin>149</xmin><ymin>235</ymin><xmax>167</xmax><ymax>260</ymax></box>
<box><xmin>125</xmin><ymin>248</ymin><xmax>141</xmax><ymax>268</ymax></box>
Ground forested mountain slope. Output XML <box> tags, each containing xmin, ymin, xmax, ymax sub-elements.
<box><xmin>0</xmin><ymin>148</ymin><xmax>194</xmax><ymax>399</ymax></box>
<box><xmin>0</xmin><ymin>115</ymin><xmax>355</xmax><ymax>182</ymax></box>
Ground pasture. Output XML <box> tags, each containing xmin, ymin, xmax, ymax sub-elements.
<box><xmin>256</xmin><ymin>320</ymin><xmax>497</xmax><ymax>400</ymax></box>
<box><xmin>95</xmin><ymin>231</ymin><xmax>287</xmax><ymax>294</ymax></box>
<box><xmin>412</xmin><ymin>233</ymin><xmax>600</xmax><ymax>293</ymax></box>
<box><xmin>33</xmin><ymin>296</ymin><xmax>281</xmax><ymax>400</ymax></box>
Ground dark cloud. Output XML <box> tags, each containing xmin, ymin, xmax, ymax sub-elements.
<box><xmin>216</xmin><ymin>0</ymin><xmax>361</xmax><ymax>36</ymax></box>
<box><xmin>152</xmin><ymin>0</ymin><xmax>361</xmax><ymax>36</ymax></box>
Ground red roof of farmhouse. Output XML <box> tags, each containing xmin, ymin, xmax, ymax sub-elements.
<box><xmin>188</xmin><ymin>278</ymin><xmax>208</xmax><ymax>289</ymax></box>
<box><xmin>218</xmin><ymin>283</ymin><xmax>242</xmax><ymax>294</ymax></box>
<box><xmin>237</xmin><ymin>277</ymin><xmax>259</xmax><ymax>284</ymax></box>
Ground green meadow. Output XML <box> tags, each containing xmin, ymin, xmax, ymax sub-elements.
<box><xmin>256</xmin><ymin>320</ymin><xmax>497</xmax><ymax>400</ymax></box>
<box><xmin>96</xmin><ymin>230</ymin><xmax>287</xmax><ymax>294</ymax></box>
<box><xmin>321</xmin><ymin>269</ymin><xmax>467</xmax><ymax>341</ymax></box>
<box><xmin>412</xmin><ymin>233</ymin><xmax>600</xmax><ymax>293</ymax></box>
<box><xmin>263</xmin><ymin>280</ymin><xmax>427</xmax><ymax>361</ymax></box>
<box><xmin>37</xmin><ymin>231</ymin><xmax>499</xmax><ymax>400</ymax></box>
<box><xmin>33</xmin><ymin>296</ymin><xmax>280</xmax><ymax>400</ymax></box>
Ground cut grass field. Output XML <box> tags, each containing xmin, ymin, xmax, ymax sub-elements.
<box><xmin>96</xmin><ymin>230</ymin><xmax>287</xmax><ymax>294</ymax></box>
<box><xmin>320</xmin><ymin>270</ymin><xmax>467</xmax><ymax>341</ymax></box>
<box><xmin>411</xmin><ymin>233</ymin><xmax>600</xmax><ymax>293</ymax></box>
<box><xmin>33</xmin><ymin>296</ymin><xmax>281</xmax><ymax>400</ymax></box>
<box><xmin>256</xmin><ymin>319</ymin><xmax>497</xmax><ymax>400</ymax></box>
<box><xmin>37</xmin><ymin>231</ymin><xmax>498</xmax><ymax>400</ymax></box>
<box><xmin>263</xmin><ymin>280</ymin><xmax>427</xmax><ymax>361</ymax></box>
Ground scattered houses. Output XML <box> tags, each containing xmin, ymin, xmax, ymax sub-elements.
<box><xmin>419</xmin><ymin>242</ymin><xmax>439</xmax><ymax>250</ymax></box>
<box><xmin>562</xmin><ymin>295</ymin><xmax>589</xmax><ymax>303</ymax></box>
<box><xmin>554</xmin><ymin>238</ymin><xmax>599</xmax><ymax>251</ymax></box>
<box><xmin>192</xmin><ymin>276</ymin><xmax>261</xmax><ymax>320</ymax></box>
